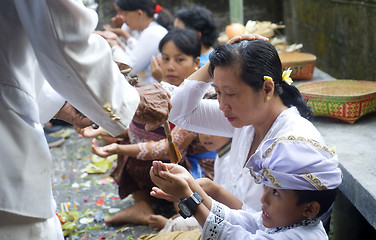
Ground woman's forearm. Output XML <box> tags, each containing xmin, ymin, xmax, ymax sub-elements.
<box><xmin>186</xmin><ymin>61</ymin><xmax>212</xmax><ymax>83</ymax></box>
<box><xmin>120</xmin><ymin>29</ymin><xmax>131</xmax><ymax>40</ymax></box>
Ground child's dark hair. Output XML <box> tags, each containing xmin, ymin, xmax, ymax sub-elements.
<box><xmin>175</xmin><ymin>5</ymin><xmax>219</xmax><ymax>48</ymax></box>
<box><xmin>115</xmin><ymin>0</ymin><xmax>174</xmax><ymax>30</ymax></box>
<box><xmin>159</xmin><ymin>28</ymin><xmax>201</xmax><ymax>60</ymax></box>
<box><xmin>208</xmin><ymin>40</ymin><xmax>312</xmax><ymax>119</ymax></box>
<box><xmin>295</xmin><ymin>188</ymin><xmax>337</xmax><ymax>217</ymax></box>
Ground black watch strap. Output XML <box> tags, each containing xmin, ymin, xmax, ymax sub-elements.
<box><xmin>178</xmin><ymin>192</ymin><xmax>204</xmax><ymax>218</ymax></box>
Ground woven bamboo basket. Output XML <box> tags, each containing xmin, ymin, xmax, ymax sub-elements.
<box><xmin>279</xmin><ymin>52</ymin><xmax>316</xmax><ymax>80</ymax></box>
<box><xmin>297</xmin><ymin>80</ymin><xmax>376</xmax><ymax>123</ymax></box>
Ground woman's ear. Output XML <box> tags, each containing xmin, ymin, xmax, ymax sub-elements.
<box><xmin>197</xmin><ymin>32</ymin><xmax>202</xmax><ymax>40</ymax></box>
<box><xmin>137</xmin><ymin>9</ymin><xmax>143</xmax><ymax>19</ymax></box>
<box><xmin>194</xmin><ymin>57</ymin><xmax>200</xmax><ymax>69</ymax></box>
<box><xmin>263</xmin><ymin>79</ymin><xmax>275</xmax><ymax>97</ymax></box>
<box><xmin>302</xmin><ymin>201</ymin><xmax>321</xmax><ymax>218</ymax></box>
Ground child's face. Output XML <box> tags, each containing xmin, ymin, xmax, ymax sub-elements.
<box><xmin>161</xmin><ymin>40</ymin><xmax>199</xmax><ymax>87</ymax></box>
<box><xmin>260</xmin><ymin>186</ymin><xmax>308</xmax><ymax>228</ymax></box>
<box><xmin>198</xmin><ymin>133</ymin><xmax>231</xmax><ymax>152</ymax></box>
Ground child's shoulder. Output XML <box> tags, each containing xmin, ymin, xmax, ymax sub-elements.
<box><xmin>268</xmin><ymin>221</ymin><xmax>328</xmax><ymax>240</ymax></box>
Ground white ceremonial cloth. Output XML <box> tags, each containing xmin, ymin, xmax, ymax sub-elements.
<box><xmin>0</xmin><ymin>0</ymin><xmax>140</xmax><ymax>220</ymax></box>
<box><xmin>169</xmin><ymin>80</ymin><xmax>325</xmax><ymax>211</ymax></box>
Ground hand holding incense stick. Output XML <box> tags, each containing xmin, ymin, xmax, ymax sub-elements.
<box><xmin>164</xmin><ymin>121</ymin><xmax>182</xmax><ymax>164</ymax></box>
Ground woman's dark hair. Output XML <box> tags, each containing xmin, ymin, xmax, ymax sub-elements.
<box><xmin>208</xmin><ymin>40</ymin><xmax>312</xmax><ymax>119</ymax></box>
<box><xmin>295</xmin><ymin>188</ymin><xmax>337</xmax><ymax>217</ymax></box>
<box><xmin>116</xmin><ymin>0</ymin><xmax>174</xmax><ymax>30</ymax></box>
<box><xmin>175</xmin><ymin>5</ymin><xmax>219</xmax><ymax>48</ymax></box>
<box><xmin>159</xmin><ymin>28</ymin><xmax>201</xmax><ymax>60</ymax></box>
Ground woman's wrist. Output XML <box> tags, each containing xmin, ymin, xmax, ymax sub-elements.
<box><xmin>186</xmin><ymin>61</ymin><xmax>212</xmax><ymax>83</ymax></box>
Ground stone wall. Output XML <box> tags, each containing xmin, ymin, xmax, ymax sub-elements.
<box><xmin>283</xmin><ymin>0</ymin><xmax>376</xmax><ymax>81</ymax></box>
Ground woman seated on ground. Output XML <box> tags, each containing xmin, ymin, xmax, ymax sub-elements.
<box><xmin>138</xmin><ymin>34</ymin><xmax>331</xmax><ymax>240</ymax></box>
<box><xmin>165</xmin><ymin>34</ymin><xmax>326</xmax><ymax>210</ymax></box>
<box><xmin>95</xmin><ymin>0</ymin><xmax>173</xmax><ymax>85</ymax></box>
<box><xmin>77</xmin><ymin>29</ymin><xmax>217</xmax><ymax>227</ymax></box>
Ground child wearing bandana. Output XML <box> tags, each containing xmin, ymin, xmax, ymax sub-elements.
<box><xmin>149</xmin><ymin>135</ymin><xmax>342</xmax><ymax>239</ymax></box>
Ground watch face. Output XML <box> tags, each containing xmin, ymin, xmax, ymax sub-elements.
<box><xmin>178</xmin><ymin>202</ymin><xmax>191</xmax><ymax>215</ymax></box>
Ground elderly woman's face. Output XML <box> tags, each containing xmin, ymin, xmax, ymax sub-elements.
<box><xmin>212</xmin><ymin>66</ymin><xmax>264</xmax><ymax>128</ymax></box>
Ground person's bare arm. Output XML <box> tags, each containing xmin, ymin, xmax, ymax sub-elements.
<box><xmin>197</xmin><ymin>178</ymin><xmax>243</xmax><ymax>209</ymax></box>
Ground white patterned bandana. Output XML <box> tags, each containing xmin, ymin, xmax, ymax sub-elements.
<box><xmin>246</xmin><ymin>135</ymin><xmax>342</xmax><ymax>190</ymax></box>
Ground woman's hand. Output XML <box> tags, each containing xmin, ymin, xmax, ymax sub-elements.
<box><xmin>91</xmin><ymin>139</ymin><xmax>119</xmax><ymax>158</ymax></box>
<box><xmin>151</xmin><ymin>55</ymin><xmax>163</xmax><ymax>82</ymax></box>
<box><xmin>103</xmin><ymin>25</ymin><xmax>126</xmax><ymax>38</ymax></box>
<box><xmin>110</xmin><ymin>15</ymin><xmax>125</xmax><ymax>28</ymax></box>
<box><xmin>227</xmin><ymin>34</ymin><xmax>269</xmax><ymax>44</ymax></box>
<box><xmin>94</xmin><ymin>30</ymin><xmax>125</xmax><ymax>49</ymax></box>
<box><xmin>94</xmin><ymin>30</ymin><xmax>118</xmax><ymax>40</ymax></box>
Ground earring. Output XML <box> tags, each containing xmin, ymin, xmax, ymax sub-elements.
<box><xmin>265</xmin><ymin>96</ymin><xmax>270</xmax><ymax>101</ymax></box>
<box><xmin>194</xmin><ymin>67</ymin><xmax>199</xmax><ymax>71</ymax></box>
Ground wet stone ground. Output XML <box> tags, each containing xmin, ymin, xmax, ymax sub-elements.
<box><xmin>50</xmin><ymin>126</ymin><xmax>174</xmax><ymax>240</ymax></box>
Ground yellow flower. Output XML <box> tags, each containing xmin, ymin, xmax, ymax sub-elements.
<box><xmin>263</xmin><ymin>76</ymin><xmax>273</xmax><ymax>82</ymax></box>
<box><xmin>282</xmin><ymin>67</ymin><xmax>293</xmax><ymax>85</ymax></box>
<box><xmin>330</xmin><ymin>146</ymin><xmax>336</xmax><ymax>153</ymax></box>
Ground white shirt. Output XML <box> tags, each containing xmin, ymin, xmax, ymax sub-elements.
<box><xmin>112</xmin><ymin>21</ymin><xmax>167</xmax><ymax>85</ymax></box>
<box><xmin>169</xmin><ymin>80</ymin><xmax>324</xmax><ymax>211</ymax></box>
<box><xmin>202</xmin><ymin>200</ymin><xmax>328</xmax><ymax>240</ymax></box>
<box><xmin>0</xmin><ymin>0</ymin><xmax>139</xmax><ymax>218</ymax></box>
<box><xmin>120</xmin><ymin>23</ymin><xmax>140</xmax><ymax>46</ymax></box>
<box><xmin>213</xmin><ymin>145</ymin><xmax>231</xmax><ymax>186</ymax></box>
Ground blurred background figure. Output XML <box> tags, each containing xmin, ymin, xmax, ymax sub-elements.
<box><xmin>95</xmin><ymin>0</ymin><xmax>174</xmax><ymax>85</ymax></box>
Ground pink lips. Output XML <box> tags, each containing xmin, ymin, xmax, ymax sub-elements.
<box><xmin>262</xmin><ymin>209</ymin><xmax>270</xmax><ymax>221</ymax></box>
<box><xmin>166</xmin><ymin>75</ymin><xmax>177</xmax><ymax>81</ymax></box>
<box><xmin>226</xmin><ymin>117</ymin><xmax>236</xmax><ymax>122</ymax></box>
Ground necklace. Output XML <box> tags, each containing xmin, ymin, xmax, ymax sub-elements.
<box><xmin>266</xmin><ymin>217</ymin><xmax>320</xmax><ymax>234</ymax></box>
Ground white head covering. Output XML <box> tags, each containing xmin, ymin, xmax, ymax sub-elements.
<box><xmin>246</xmin><ymin>135</ymin><xmax>342</xmax><ymax>191</ymax></box>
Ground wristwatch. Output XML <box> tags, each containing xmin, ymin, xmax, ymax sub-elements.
<box><xmin>178</xmin><ymin>192</ymin><xmax>204</xmax><ymax>219</ymax></box>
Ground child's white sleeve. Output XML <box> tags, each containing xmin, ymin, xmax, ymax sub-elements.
<box><xmin>202</xmin><ymin>200</ymin><xmax>266</xmax><ymax>239</ymax></box>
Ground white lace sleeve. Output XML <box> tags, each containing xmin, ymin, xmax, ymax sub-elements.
<box><xmin>136</xmin><ymin>126</ymin><xmax>197</xmax><ymax>160</ymax></box>
<box><xmin>202</xmin><ymin>200</ymin><xmax>266</xmax><ymax>240</ymax></box>
<box><xmin>169</xmin><ymin>80</ymin><xmax>234</xmax><ymax>137</ymax></box>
